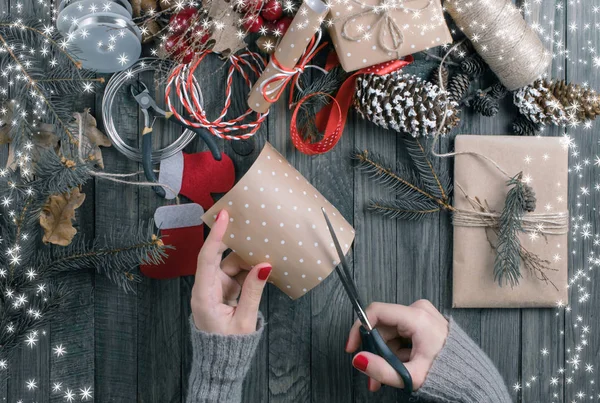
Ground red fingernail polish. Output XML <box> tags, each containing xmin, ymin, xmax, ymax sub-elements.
<box><xmin>216</xmin><ymin>211</ymin><xmax>222</xmax><ymax>221</ymax></box>
<box><xmin>353</xmin><ymin>354</ymin><xmax>368</xmax><ymax>372</ymax></box>
<box><xmin>258</xmin><ymin>266</ymin><xmax>272</xmax><ymax>280</ymax></box>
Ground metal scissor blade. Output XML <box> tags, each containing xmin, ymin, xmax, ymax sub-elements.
<box><xmin>321</xmin><ymin>208</ymin><xmax>372</xmax><ymax>331</ymax></box>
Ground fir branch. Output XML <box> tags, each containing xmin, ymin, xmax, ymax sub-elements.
<box><xmin>352</xmin><ymin>148</ymin><xmax>454</xmax><ymax>212</ymax></box>
<box><xmin>403</xmin><ymin>136</ymin><xmax>452</xmax><ymax>202</ymax></box>
<box><xmin>32</xmin><ymin>150</ymin><xmax>93</xmax><ymax>195</ymax></box>
<box><xmin>293</xmin><ymin>66</ymin><xmax>348</xmax><ymax>142</ymax></box>
<box><xmin>494</xmin><ymin>172</ymin><xmax>527</xmax><ymax>287</ymax></box>
<box><xmin>369</xmin><ymin>199</ymin><xmax>441</xmax><ymax>220</ymax></box>
<box><xmin>35</xmin><ymin>223</ymin><xmax>170</xmax><ymax>293</ymax></box>
<box><xmin>0</xmin><ymin>283</ymin><xmax>69</xmax><ymax>361</ymax></box>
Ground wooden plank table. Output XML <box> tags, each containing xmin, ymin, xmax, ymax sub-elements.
<box><xmin>3</xmin><ymin>0</ymin><xmax>600</xmax><ymax>402</ymax></box>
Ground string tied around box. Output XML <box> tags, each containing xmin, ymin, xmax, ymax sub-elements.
<box><xmin>340</xmin><ymin>0</ymin><xmax>433</xmax><ymax>54</ymax></box>
<box><xmin>165</xmin><ymin>50</ymin><xmax>269</xmax><ymax>141</ymax></box>
<box><xmin>260</xmin><ymin>30</ymin><xmax>329</xmax><ymax>105</ymax></box>
<box><xmin>452</xmin><ymin>182</ymin><xmax>569</xmax><ymax>236</ymax></box>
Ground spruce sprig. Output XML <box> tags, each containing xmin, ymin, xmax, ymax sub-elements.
<box><xmin>493</xmin><ymin>172</ymin><xmax>527</xmax><ymax>287</ymax></box>
<box><xmin>0</xmin><ymin>152</ymin><xmax>168</xmax><ymax>363</ymax></box>
<box><xmin>293</xmin><ymin>66</ymin><xmax>348</xmax><ymax>142</ymax></box>
<box><xmin>352</xmin><ymin>136</ymin><xmax>453</xmax><ymax>220</ymax></box>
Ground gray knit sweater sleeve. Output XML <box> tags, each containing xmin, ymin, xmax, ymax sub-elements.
<box><xmin>415</xmin><ymin>318</ymin><xmax>512</xmax><ymax>403</ymax></box>
<box><xmin>186</xmin><ymin>315</ymin><xmax>511</xmax><ymax>403</ymax></box>
<box><xmin>186</xmin><ymin>314</ymin><xmax>264</xmax><ymax>403</ymax></box>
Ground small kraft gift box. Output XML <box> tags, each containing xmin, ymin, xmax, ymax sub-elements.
<box><xmin>327</xmin><ymin>0</ymin><xmax>452</xmax><ymax>72</ymax></box>
<box><xmin>452</xmin><ymin>135</ymin><xmax>569</xmax><ymax>308</ymax></box>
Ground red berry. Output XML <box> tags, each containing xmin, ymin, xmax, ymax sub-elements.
<box><xmin>243</xmin><ymin>15</ymin><xmax>264</xmax><ymax>33</ymax></box>
<box><xmin>271</xmin><ymin>16</ymin><xmax>292</xmax><ymax>35</ymax></box>
<box><xmin>261</xmin><ymin>0</ymin><xmax>282</xmax><ymax>21</ymax></box>
<box><xmin>181</xmin><ymin>46</ymin><xmax>195</xmax><ymax>64</ymax></box>
<box><xmin>165</xmin><ymin>34</ymin><xmax>187</xmax><ymax>55</ymax></box>
<box><xmin>169</xmin><ymin>7</ymin><xmax>198</xmax><ymax>35</ymax></box>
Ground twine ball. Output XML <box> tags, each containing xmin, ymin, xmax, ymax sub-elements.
<box><xmin>446</xmin><ymin>0</ymin><xmax>551</xmax><ymax>90</ymax></box>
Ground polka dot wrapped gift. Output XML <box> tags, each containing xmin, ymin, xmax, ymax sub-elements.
<box><xmin>202</xmin><ymin>142</ymin><xmax>355</xmax><ymax>299</ymax></box>
<box><xmin>327</xmin><ymin>0</ymin><xmax>452</xmax><ymax>72</ymax></box>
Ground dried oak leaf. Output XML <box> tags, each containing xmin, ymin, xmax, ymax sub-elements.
<box><xmin>40</xmin><ymin>188</ymin><xmax>86</xmax><ymax>246</ymax></box>
<box><xmin>206</xmin><ymin>0</ymin><xmax>247</xmax><ymax>56</ymax></box>
<box><xmin>73</xmin><ymin>108</ymin><xmax>112</xmax><ymax>169</ymax></box>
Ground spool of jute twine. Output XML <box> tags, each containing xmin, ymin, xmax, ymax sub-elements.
<box><xmin>445</xmin><ymin>0</ymin><xmax>551</xmax><ymax>90</ymax></box>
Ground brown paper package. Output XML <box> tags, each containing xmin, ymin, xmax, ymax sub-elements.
<box><xmin>203</xmin><ymin>143</ymin><xmax>355</xmax><ymax>299</ymax></box>
<box><xmin>453</xmin><ymin>135</ymin><xmax>568</xmax><ymax>308</ymax></box>
<box><xmin>248</xmin><ymin>0</ymin><xmax>329</xmax><ymax>113</ymax></box>
<box><xmin>327</xmin><ymin>0</ymin><xmax>452</xmax><ymax>72</ymax></box>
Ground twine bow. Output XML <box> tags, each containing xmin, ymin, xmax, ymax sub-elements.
<box><xmin>341</xmin><ymin>0</ymin><xmax>432</xmax><ymax>54</ymax></box>
<box><xmin>260</xmin><ymin>30</ymin><xmax>328</xmax><ymax>105</ymax></box>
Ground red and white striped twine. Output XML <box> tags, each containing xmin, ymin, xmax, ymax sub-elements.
<box><xmin>165</xmin><ymin>50</ymin><xmax>269</xmax><ymax>141</ymax></box>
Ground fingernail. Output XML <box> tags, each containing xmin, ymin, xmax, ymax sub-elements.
<box><xmin>353</xmin><ymin>354</ymin><xmax>368</xmax><ymax>372</ymax></box>
<box><xmin>216</xmin><ymin>210</ymin><xmax>223</xmax><ymax>221</ymax></box>
<box><xmin>257</xmin><ymin>266</ymin><xmax>272</xmax><ymax>280</ymax></box>
<box><xmin>344</xmin><ymin>337</ymin><xmax>350</xmax><ymax>351</ymax></box>
<box><xmin>367</xmin><ymin>378</ymin><xmax>372</xmax><ymax>391</ymax></box>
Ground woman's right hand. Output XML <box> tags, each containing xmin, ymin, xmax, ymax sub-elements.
<box><xmin>345</xmin><ymin>300</ymin><xmax>449</xmax><ymax>392</ymax></box>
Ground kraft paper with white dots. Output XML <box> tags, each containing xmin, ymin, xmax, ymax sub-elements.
<box><xmin>203</xmin><ymin>142</ymin><xmax>355</xmax><ymax>299</ymax></box>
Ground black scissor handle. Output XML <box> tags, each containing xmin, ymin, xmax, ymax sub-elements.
<box><xmin>360</xmin><ymin>326</ymin><xmax>413</xmax><ymax>394</ymax></box>
<box><xmin>141</xmin><ymin>128</ymin><xmax>166</xmax><ymax>198</ymax></box>
<box><xmin>164</xmin><ymin>113</ymin><xmax>221</xmax><ymax>161</ymax></box>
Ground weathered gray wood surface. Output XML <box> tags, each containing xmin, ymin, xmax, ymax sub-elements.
<box><xmin>2</xmin><ymin>0</ymin><xmax>599</xmax><ymax>402</ymax></box>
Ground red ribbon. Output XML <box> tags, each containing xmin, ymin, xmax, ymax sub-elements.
<box><xmin>290</xmin><ymin>55</ymin><xmax>414</xmax><ymax>155</ymax></box>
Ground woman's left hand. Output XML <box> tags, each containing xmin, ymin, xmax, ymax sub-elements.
<box><xmin>191</xmin><ymin>209</ymin><xmax>271</xmax><ymax>335</ymax></box>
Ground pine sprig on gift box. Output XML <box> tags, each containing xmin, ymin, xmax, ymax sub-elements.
<box><xmin>352</xmin><ymin>136</ymin><xmax>453</xmax><ymax>220</ymax></box>
<box><xmin>494</xmin><ymin>172</ymin><xmax>537</xmax><ymax>287</ymax></box>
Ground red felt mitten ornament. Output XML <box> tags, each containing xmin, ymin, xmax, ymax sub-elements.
<box><xmin>143</xmin><ymin>151</ymin><xmax>235</xmax><ymax>279</ymax></box>
<box><xmin>158</xmin><ymin>150</ymin><xmax>235</xmax><ymax>209</ymax></box>
<box><xmin>141</xmin><ymin>204</ymin><xmax>205</xmax><ymax>279</ymax></box>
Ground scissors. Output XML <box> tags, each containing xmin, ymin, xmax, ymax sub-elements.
<box><xmin>130</xmin><ymin>81</ymin><xmax>221</xmax><ymax>197</ymax></box>
<box><xmin>321</xmin><ymin>208</ymin><xmax>413</xmax><ymax>394</ymax></box>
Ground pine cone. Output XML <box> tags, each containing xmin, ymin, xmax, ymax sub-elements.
<box><xmin>512</xmin><ymin>116</ymin><xmax>540</xmax><ymax>136</ymax></box>
<box><xmin>460</xmin><ymin>54</ymin><xmax>487</xmax><ymax>77</ymax></box>
<box><xmin>542</xmin><ymin>79</ymin><xmax>600</xmax><ymax>122</ymax></box>
<box><xmin>472</xmin><ymin>91</ymin><xmax>499</xmax><ymax>117</ymax></box>
<box><xmin>353</xmin><ymin>72</ymin><xmax>460</xmax><ymax>137</ymax></box>
<box><xmin>430</xmin><ymin>65</ymin><xmax>449</xmax><ymax>89</ymax></box>
<box><xmin>447</xmin><ymin>73</ymin><xmax>471</xmax><ymax>103</ymax></box>
<box><xmin>522</xmin><ymin>183</ymin><xmax>537</xmax><ymax>213</ymax></box>
<box><xmin>489</xmin><ymin>82</ymin><xmax>508</xmax><ymax>99</ymax></box>
<box><xmin>513</xmin><ymin>81</ymin><xmax>568</xmax><ymax>126</ymax></box>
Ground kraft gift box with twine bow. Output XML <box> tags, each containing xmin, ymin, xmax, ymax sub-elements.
<box><xmin>452</xmin><ymin>136</ymin><xmax>569</xmax><ymax>308</ymax></box>
<box><xmin>327</xmin><ymin>0</ymin><xmax>452</xmax><ymax>72</ymax></box>
<box><xmin>203</xmin><ymin>143</ymin><xmax>355</xmax><ymax>299</ymax></box>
